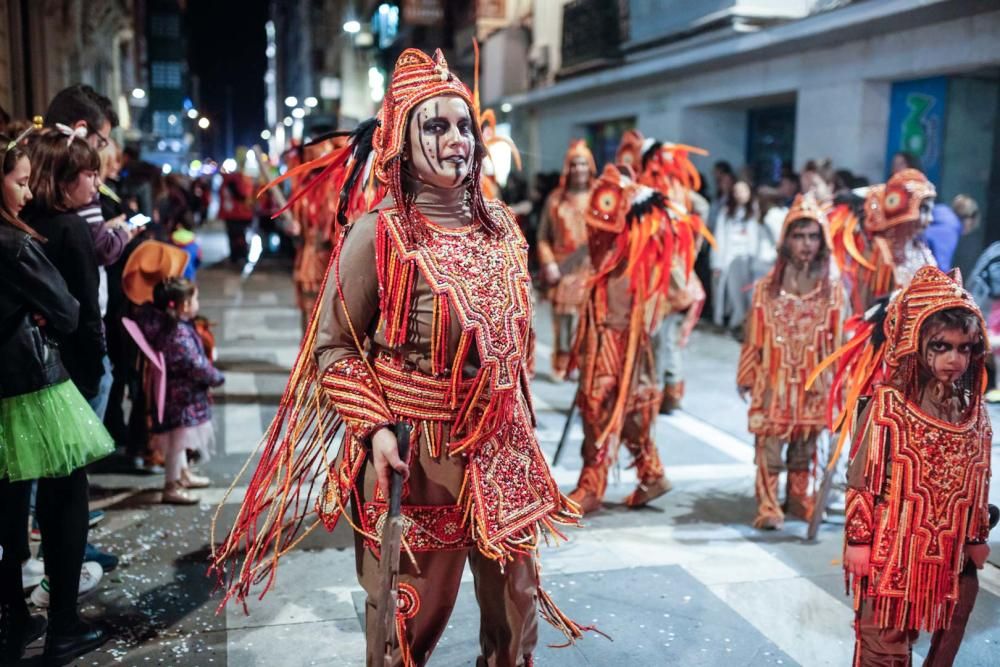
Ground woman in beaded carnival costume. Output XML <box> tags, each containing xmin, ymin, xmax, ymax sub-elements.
<box><xmin>536</xmin><ymin>139</ymin><xmax>596</xmax><ymax>381</ymax></box>
<box><xmin>736</xmin><ymin>195</ymin><xmax>844</xmax><ymax>530</ymax></box>
<box><xmin>829</xmin><ymin>168</ymin><xmax>937</xmax><ymax>314</ymax></box>
<box><xmin>836</xmin><ymin>266</ymin><xmax>991</xmax><ymax>665</ymax></box>
<box><xmin>566</xmin><ymin>149</ymin><xmax>702</xmax><ymax>515</ymax></box>
<box><xmin>211</xmin><ymin>49</ymin><xmax>586</xmax><ymax>666</ymax></box>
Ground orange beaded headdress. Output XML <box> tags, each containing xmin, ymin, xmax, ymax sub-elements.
<box><xmin>808</xmin><ymin>266</ymin><xmax>988</xmax><ymax>464</ymax></box>
<box><xmin>558</xmin><ymin>139</ymin><xmax>596</xmax><ymax>189</ymax></box>
<box><xmin>262</xmin><ymin>48</ymin><xmax>492</xmax><ymax>231</ymax></box>
<box><xmin>779</xmin><ymin>193</ymin><xmax>830</xmax><ymax>246</ymax></box>
<box><xmin>863</xmin><ymin>168</ymin><xmax>936</xmax><ymax>233</ymax></box>
<box><xmin>882</xmin><ymin>266</ymin><xmax>987</xmax><ymax>369</ymax></box>
<box><xmin>373</xmin><ymin>48</ymin><xmax>484</xmax><ymax>183</ymax></box>
<box><xmin>614</xmin><ymin>129</ymin><xmax>645</xmax><ymax>169</ymax></box>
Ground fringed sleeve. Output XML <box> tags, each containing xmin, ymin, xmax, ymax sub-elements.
<box><xmin>967</xmin><ymin>423</ymin><xmax>992</xmax><ymax>545</ymax></box>
<box><xmin>845</xmin><ymin>400</ymin><xmax>878</xmax><ymax>545</ymax></box>
<box><xmin>315</xmin><ymin>215</ymin><xmax>393</xmax><ymax>440</ymax></box>
<box><xmin>736</xmin><ymin>282</ymin><xmax>764</xmax><ymax>389</ymax></box>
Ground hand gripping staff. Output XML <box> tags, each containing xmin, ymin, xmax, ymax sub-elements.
<box><xmin>372</xmin><ymin>422</ymin><xmax>412</xmax><ymax>666</ymax></box>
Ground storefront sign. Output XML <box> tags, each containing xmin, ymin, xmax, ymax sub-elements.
<box><xmin>885</xmin><ymin>76</ymin><xmax>948</xmax><ymax>184</ymax></box>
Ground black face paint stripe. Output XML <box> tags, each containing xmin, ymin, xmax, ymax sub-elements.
<box><xmin>434</xmin><ymin>101</ymin><xmax>446</xmax><ymax>171</ymax></box>
<box><xmin>417</xmin><ymin>108</ymin><xmax>440</xmax><ymax>174</ymax></box>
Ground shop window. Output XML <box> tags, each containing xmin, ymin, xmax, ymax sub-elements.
<box><xmin>746</xmin><ymin>105</ymin><xmax>796</xmax><ymax>186</ymax></box>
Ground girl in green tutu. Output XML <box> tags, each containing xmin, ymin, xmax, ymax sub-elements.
<box><xmin>0</xmin><ymin>128</ymin><xmax>113</xmax><ymax>663</ymax></box>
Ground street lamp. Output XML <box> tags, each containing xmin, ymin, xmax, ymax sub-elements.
<box><xmin>261</xmin><ymin>129</ymin><xmax>271</xmax><ymax>140</ymax></box>
<box><xmin>501</xmin><ymin>102</ymin><xmax>513</xmax><ymax>113</ymax></box>
<box><xmin>187</xmin><ymin>108</ymin><xmax>199</xmax><ymax>119</ymax></box>
<box><xmin>291</xmin><ymin>107</ymin><xmax>305</xmax><ymax>119</ymax></box>
<box><xmin>198</xmin><ymin>117</ymin><xmax>210</xmax><ymax>129</ymax></box>
<box><xmin>284</xmin><ymin>96</ymin><xmax>298</xmax><ymax>107</ymax></box>
<box><xmin>304</xmin><ymin>96</ymin><xmax>318</xmax><ymax>108</ymax></box>
<box><xmin>131</xmin><ymin>88</ymin><xmax>146</xmax><ymax>100</ymax></box>
<box><xmin>283</xmin><ymin>116</ymin><xmax>293</xmax><ymax>127</ymax></box>
<box><xmin>343</xmin><ymin>20</ymin><xmax>361</xmax><ymax>34</ymax></box>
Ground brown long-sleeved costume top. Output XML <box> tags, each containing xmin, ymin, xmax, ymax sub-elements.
<box><xmin>844</xmin><ymin>382</ymin><xmax>991</xmax><ymax>632</ymax></box>
<box><xmin>313</xmin><ymin>181</ymin><xmax>576</xmax><ymax>556</ymax></box>
<box><xmin>315</xmin><ymin>188</ymin><xmax>473</xmax><ymax>428</ymax></box>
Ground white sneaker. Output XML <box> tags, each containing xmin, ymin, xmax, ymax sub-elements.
<box><xmin>29</xmin><ymin>561</ymin><xmax>103</xmax><ymax>608</ymax></box>
<box><xmin>22</xmin><ymin>557</ymin><xmax>45</xmax><ymax>591</ymax></box>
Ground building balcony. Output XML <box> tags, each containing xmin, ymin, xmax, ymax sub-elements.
<box><xmin>626</xmin><ymin>0</ymin><xmax>819</xmax><ymax>51</ymax></box>
<box><xmin>559</xmin><ymin>0</ymin><xmax>629</xmax><ymax>77</ymax></box>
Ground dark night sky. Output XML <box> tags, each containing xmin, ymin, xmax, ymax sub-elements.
<box><xmin>186</xmin><ymin>0</ymin><xmax>268</xmax><ymax>159</ymax></box>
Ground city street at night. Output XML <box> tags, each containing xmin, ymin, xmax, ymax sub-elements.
<box><xmin>20</xmin><ymin>228</ymin><xmax>994</xmax><ymax>667</ymax></box>
<box><xmin>3</xmin><ymin>1</ymin><xmax>1000</xmax><ymax>666</ymax></box>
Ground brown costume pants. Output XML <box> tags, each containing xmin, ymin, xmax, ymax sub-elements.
<box><xmin>577</xmin><ymin>393</ymin><xmax>664</xmax><ymax>501</ymax></box>
<box><xmin>353</xmin><ymin>429</ymin><xmax>538</xmax><ymax>667</ymax></box>
<box><xmin>753</xmin><ymin>434</ymin><xmax>817</xmax><ymax>527</ymax></box>
<box><xmin>854</xmin><ymin>562</ymin><xmax>979</xmax><ymax>666</ymax></box>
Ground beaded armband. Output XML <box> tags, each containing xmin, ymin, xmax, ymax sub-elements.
<box><xmin>319</xmin><ymin>358</ymin><xmax>393</xmax><ymax>441</ymax></box>
<box><xmin>844</xmin><ymin>488</ymin><xmax>875</xmax><ymax>545</ymax></box>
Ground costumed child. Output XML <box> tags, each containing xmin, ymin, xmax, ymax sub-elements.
<box><xmin>135</xmin><ymin>277</ymin><xmax>224</xmax><ymax>504</ymax></box>
<box><xmin>736</xmin><ymin>194</ymin><xmax>844</xmax><ymax>529</ymax></box>
<box><xmin>840</xmin><ymin>266</ymin><xmax>992</xmax><ymax>665</ymax></box>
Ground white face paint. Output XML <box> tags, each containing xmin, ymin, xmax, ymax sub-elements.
<box><xmin>407</xmin><ymin>95</ymin><xmax>475</xmax><ymax>189</ymax></box>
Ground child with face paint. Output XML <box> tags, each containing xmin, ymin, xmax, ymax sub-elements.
<box><xmin>214</xmin><ymin>49</ymin><xmax>586</xmax><ymax>666</ymax></box>
<box><xmin>737</xmin><ymin>195</ymin><xmax>845</xmax><ymax>530</ymax></box>
<box><xmin>841</xmin><ymin>266</ymin><xmax>992</xmax><ymax>665</ymax></box>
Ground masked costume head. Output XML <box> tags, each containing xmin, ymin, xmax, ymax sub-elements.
<box><xmin>863</xmin><ymin>168</ymin><xmax>936</xmax><ymax>235</ymax></box>
<box><xmin>774</xmin><ymin>193</ymin><xmax>831</xmax><ymax>279</ymax></box>
<box><xmin>881</xmin><ymin>266</ymin><xmax>987</xmax><ymax>395</ymax></box>
<box><xmin>614</xmin><ymin>129</ymin><xmax>645</xmax><ymax>170</ymax></box>
<box><xmin>266</xmin><ymin>48</ymin><xmax>493</xmax><ymax>231</ymax></box>
<box><xmin>559</xmin><ymin>139</ymin><xmax>596</xmax><ymax>191</ymax></box>
<box><xmin>370</xmin><ymin>49</ymin><xmax>499</xmax><ymax>231</ymax></box>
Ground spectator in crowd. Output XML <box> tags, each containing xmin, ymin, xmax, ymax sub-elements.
<box><xmin>23</xmin><ymin>129</ymin><xmax>106</xmax><ymax>410</ymax></box>
<box><xmin>711</xmin><ymin>180</ymin><xmax>762</xmax><ymax>335</ymax></box>
<box><xmin>832</xmin><ymin>169</ymin><xmax>855</xmax><ymax>198</ymax></box>
<box><xmin>218</xmin><ymin>149</ymin><xmax>255</xmax><ymax>264</ymax></box>
<box><xmin>135</xmin><ymin>277</ymin><xmax>223</xmax><ymax>504</ymax></box>
<box><xmin>799</xmin><ymin>159</ymin><xmax>834</xmax><ymax>204</ymax></box>
<box><xmin>118</xmin><ymin>145</ymin><xmax>157</xmax><ymax>216</ymax></box>
<box><xmin>170</xmin><ymin>220</ymin><xmax>202</xmax><ymax>281</ymax></box>
<box><xmin>926</xmin><ymin>194</ymin><xmax>980</xmax><ymax>272</ymax></box>
<box><xmin>1</xmin><ymin>129</ymin><xmax>112</xmax><ymax>664</ymax></box>
<box><xmin>709</xmin><ymin>160</ymin><xmax>736</xmax><ymax>232</ymax></box>
<box><xmin>44</xmin><ymin>84</ymin><xmax>135</xmax><ymax>420</ymax></box>
<box><xmin>778</xmin><ymin>171</ymin><xmax>800</xmax><ymax>206</ymax></box>
<box><xmin>890</xmin><ymin>150</ymin><xmax>921</xmax><ymax>174</ymax></box>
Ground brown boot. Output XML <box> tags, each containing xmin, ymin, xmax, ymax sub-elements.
<box><xmin>568</xmin><ymin>464</ymin><xmax>607</xmax><ymax>515</ymax></box>
<box><xmin>786</xmin><ymin>470</ymin><xmax>814</xmax><ymax>522</ymax></box>
<box><xmin>658</xmin><ymin>382</ymin><xmax>684</xmax><ymax>415</ymax></box>
<box><xmin>752</xmin><ymin>465</ymin><xmax>784</xmax><ymax>530</ymax></box>
<box><xmin>624</xmin><ymin>475</ymin><xmax>672</xmax><ymax>508</ymax></box>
